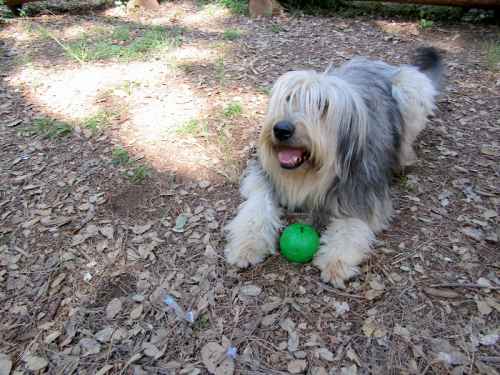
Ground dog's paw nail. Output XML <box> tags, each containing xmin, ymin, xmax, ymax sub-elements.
<box><xmin>319</xmin><ymin>260</ymin><xmax>360</xmax><ymax>289</ymax></box>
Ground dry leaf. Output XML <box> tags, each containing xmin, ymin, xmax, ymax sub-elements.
<box><xmin>24</xmin><ymin>355</ymin><xmax>48</xmax><ymax>371</ymax></box>
<box><xmin>475</xmin><ymin>361</ymin><xmax>499</xmax><ymax>375</ymax></box>
<box><xmin>173</xmin><ymin>214</ymin><xmax>189</xmax><ymax>233</ymax></box>
<box><xmin>44</xmin><ymin>331</ymin><xmax>61</xmax><ymax>344</ymax></box>
<box><xmin>288</xmin><ymin>331</ymin><xmax>299</xmax><ymax>352</ymax></box>
<box><xmin>315</xmin><ymin>348</ymin><xmax>334</xmax><ymax>362</ymax></box>
<box><xmin>240</xmin><ymin>285</ymin><xmax>262</xmax><ymax>297</ymax></box>
<box><xmin>0</xmin><ymin>353</ymin><xmax>12</xmax><ymax>375</ymax></box>
<box><xmin>346</xmin><ymin>347</ymin><xmax>361</xmax><ymax>366</ymax></box>
<box><xmin>80</xmin><ymin>338</ymin><xmax>101</xmax><ymax>356</ymax></box>
<box><xmin>95</xmin><ymin>327</ymin><xmax>114</xmax><ymax>343</ymax></box>
<box><xmin>476</xmin><ymin>299</ymin><xmax>492</xmax><ymax>316</ymax></box>
<box><xmin>310</xmin><ymin>367</ymin><xmax>328</xmax><ymax>375</ymax></box>
<box><xmin>261</xmin><ymin>313</ymin><xmax>280</xmax><ymax>327</ymax></box>
<box><xmin>362</xmin><ymin>318</ymin><xmax>386</xmax><ymax>338</ymax></box>
<box><xmin>393</xmin><ymin>324</ymin><xmax>410</xmax><ymax>338</ymax></box>
<box><xmin>288</xmin><ymin>359</ymin><xmax>307</xmax><ymax>374</ymax></box>
<box><xmin>132</xmin><ymin>223</ymin><xmax>152</xmax><ymax>235</ymax></box>
<box><xmin>340</xmin><ymin>364</ymin><xmax>358</xmax><ymax>375</ymax></box>
<box><xmin>479</xmin><ymin>333</ymin><xmax>499</xmax><ymax>346</ymax></box>
<box><xmin>142</xmin><ymin>342</ymin><xmax>163</xmax><ymax>359</ymax></box>
<box><xmin>106</xmin><ymin>298</ymin><xmax>122</xmax><ymax>319</ymax></box>
<box><xmin>100</xmin><ymin>225</ymin><xmax>114</xmax><ymax>240</ymax></box>
<box><xmin>130</xmin><ymin>304</ymin><xmax>143</xmax><ymax>320</ymax></box>
<box><xmin>95</xmin><ymin>364</ymin><xmax>114</xmax><ymax>375</ymax></box>
<box><xmin>201</xmin><ymin>342</ymin><xmax>234</xmax><ymax>375</ymax></box>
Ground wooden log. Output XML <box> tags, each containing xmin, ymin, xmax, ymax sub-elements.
<box><xmin>358</xmin><ymin>0</ymin><xmax>500</xmax><ymax>9</ymax></box>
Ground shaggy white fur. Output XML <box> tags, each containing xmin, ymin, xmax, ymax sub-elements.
<box><xmin>224</xmin><ymin>48</ymin><xmax>442</xmax><ymax>287</ymax></box>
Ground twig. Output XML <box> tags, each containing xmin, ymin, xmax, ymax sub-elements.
<box><xmin>429</xmin><ymin>283</ymin><xmax>500</xmax><ymax>290</ymax></box>
<box><xmin>480</xmin><ymin>356</ymin><xmax>500</xmax><ymax>364</ymax></box>
<box><xmin>316</xmin><ymin>282</ymin><xmax>366</xmax><ymax>300</ymax></box>
<box><xmin>391</xmin><ymin>239</ymin><xmax>435</xmax><ymax>265</ymax></box>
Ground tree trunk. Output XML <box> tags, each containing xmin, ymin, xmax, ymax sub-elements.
<box><xmin>249</xmin><ymin>0</ymin><xmax>283</xmax><ymax>17</ymax></box>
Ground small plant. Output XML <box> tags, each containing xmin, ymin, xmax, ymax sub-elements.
<box><xmin>215</xmin><ymin>55</ymin><xmax>225</xmax><ymax>85</ymax></box>
<box><xmin>64</xmin><ymin>26</ymin><xmax>182</xmax><ymax>63</ymax></box>
<box><xmin>193</xmin><ymin>313</ymin><xmax>211</xmax><ymax>331</ymax></box>
<box><xmin>175</xmin><ymin>119</ymin><xmax>209</xmax><ymax>137</ymax></box>
<box><xmin>216</xmin><ymin>0</ymin><xmax>247</xmax><ymax>14</ymax></box>
<box><xmin>176</xmin><ymin>119</ymin><xmax>199</xmax><ymax>136</ymax></box>
<box><xmin>83</xmin><ymin>111</ymin><xmax>113</xmax><ymax>135</ymax></box>
<box><xmin>223</xmin><ymin>28</ymin><xmax>241</xmax><ymax>41</ymax></box>
<box><xmin>32</xmin><ymin>118</ymin><xmax>73</xmax><ymax>138</ymax></box>
<box><xmin>485</xmin><ymin>41</ymin><xmax>500</xmax><ymax>71</ymax></box>
<box><xmin>223</xmin><ymin>102</ymin><xmax>242</xmax><ymax>118</ymax></box>
<box><xmin>111</xmin><ymin>26</ymin><xmax>131</xmax><ymax>42</ymax></box>
<box><xmin>271</xmin><ymin>24</ymin><xmax>282</xmax><ymax>33</ymax></box>
<box><xmin>129</xmin><ymin>164</ymin><xmax>150</xmax><ymax>184</ymax></box>
<box><xmin>419</xmin><ymin>18</ymin><xmax>434</xmax><ymax>29</ymax></box>
<box><xmin>112</xmin><ymin>147</ymin><xmax>130</xmax><ymax>165</ymax></box>
<box><xmin>120</xmin><ymin>80</ymin><xmax>140</xmax><ymax>96</ymax></box>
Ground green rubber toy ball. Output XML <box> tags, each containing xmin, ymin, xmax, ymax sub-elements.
<box><xmin>279</xmin><ymin>223</ymin><xmax>320</xmax><ymax>263</ymax></box>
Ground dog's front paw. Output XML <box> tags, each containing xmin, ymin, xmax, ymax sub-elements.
<box><xmin>314</xmin><ymin>256</ymin><xmax>360</xmax><ymax>289</ymax></box>
<box><xmin>224</xmin><ymin>240</ymin><xmax>272</xmax><ymax>268</ymax></box>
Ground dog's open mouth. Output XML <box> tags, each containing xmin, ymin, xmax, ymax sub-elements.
<box><xmin>276</xmin><ymin>147</ymin><xmax>309</xmax><ymax>169</ymax></box>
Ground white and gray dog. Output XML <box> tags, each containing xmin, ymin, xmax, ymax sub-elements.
<box><xmin>225</xmin><ymin>48</ymin><xmax>443</xmax><ymax>288</ymax></box>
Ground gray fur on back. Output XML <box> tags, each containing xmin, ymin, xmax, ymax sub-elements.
<box><xmin>320</xmin><ymin>59</ymin><xmax>404</xmax><ymax>225</ymax></box>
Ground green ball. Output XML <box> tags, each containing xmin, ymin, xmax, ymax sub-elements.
<box><xmin>279</xmin><ymin>223</ymin><xmax>320</xmax><ymax>264</ymax></box>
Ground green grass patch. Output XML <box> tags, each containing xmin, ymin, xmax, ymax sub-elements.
<box><xmin>175</xmin><ymin>119</ymin><xmax>209</xmax><ymax>137</ymax></box>
<box><xmin>485</xmin><ymin>41</ymin><xmax>500</xmax><ymax>71</ymax></box>
<box><xmin>83</xmin><ymin>111</ymin><xmax>114</xmax><ymax>135</ymax></box>
<box><xmin>65</xmin><ymin>25</ymin><xmax>182</xmax><ymax>63</ymax></box>
<box><xmin>198</xmin><ymin>0</ymin><xmax>247</xmax><ymax>14</ymax></box>
<box><xmin>112</xmin><ymin>147</ymin><xmax>130</xmax><ymax>165</ymax></box>
<box><xmin>30</xmin><ymin>118</ymin><xmax>73</xmax><ymax>139</ymax></box>
<box><xmin>111</xmin><ymin>25</ymin><xmax>131</xmax><ymax>41</ymax></box>
<box><xmin>218</xmin><ymin>0</ymin><xmax>247</xmax><ymax>14</ymax></box>
<box><xmin>223</xmin><ymin>102</ymin><xmax>242</xmax><ymax>118</ymax></box>
<box><xmin>223</xmin><ymin>28</ymin><xmax>241</xmax><ymax>41</ymax></box>
<box><xmin>215</xmin><ymin>55</ymin><xmax>225</xmax><ymax>85</ymax></box>
<box><xmin>176</xmin><ymin>119</ymin><xmax>201</xmax><ymax>136</ymax></box>
<box><xmin>129</xmin><ymin>164</ymin><xmax>151</xmax><ymax>184</ymax></box>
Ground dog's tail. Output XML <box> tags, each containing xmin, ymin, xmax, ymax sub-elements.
<box><xmin>412</xmin><ymin>47</ymin><xmax>443</xmax><ymax>90</ymax></box>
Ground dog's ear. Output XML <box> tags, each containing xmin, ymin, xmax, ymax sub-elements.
<box><xmin>334</xmin><ymin>100</ymin><xmax>367</xmax><ymax>182</ymax></box>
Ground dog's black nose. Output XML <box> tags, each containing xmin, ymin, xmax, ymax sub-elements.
<box><xmin>273</xmin><ymin>121</ymin><xmax>295</xmax><ymax>141</ymax></box>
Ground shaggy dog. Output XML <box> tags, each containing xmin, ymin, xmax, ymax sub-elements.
<box><xmin>225</xmin><ymin>48</ymin><xmax>443</xmax><ymax>288</ymax></box>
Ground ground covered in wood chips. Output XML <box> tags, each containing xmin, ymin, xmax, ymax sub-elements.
<box><xmin>0</xmin><ymin>1</ymin><xmax>499</xmax><ymax>374</ymax></box>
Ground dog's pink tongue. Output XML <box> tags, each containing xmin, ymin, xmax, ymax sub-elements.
<box><xmin>278</xmin><ymin>148</ymin><xmax>303</xmax><ymax>166</ymax></box>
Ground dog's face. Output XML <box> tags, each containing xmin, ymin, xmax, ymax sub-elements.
<box><xmin>260</xmin><ymin>70</ymin><xmax>338</xmax><ymax>175</ymax></box>
<box><xmin>259</xmin><ymin>69</ymin><xmax>369</xmax><ymax>210</ymax></box>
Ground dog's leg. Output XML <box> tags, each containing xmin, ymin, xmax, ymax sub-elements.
<box><xmin>392</xmin><ymin>67</ymin><xmax>437</xmax><ymax>167</ymax></box>
<box><xmin>224</xmin><ymin>162</ymin><xmax>282</xmax><ymax>268</ymax></box>
<box><xmin>313</xmin><ymin>218</ymin><xmax>374</xmax><ymax>288</ymax></box>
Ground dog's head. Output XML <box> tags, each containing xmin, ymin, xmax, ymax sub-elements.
<box><xmin>259</xmin><ymin>70</ymin><xmax>368</xmax><ymax>184</ymax></box>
